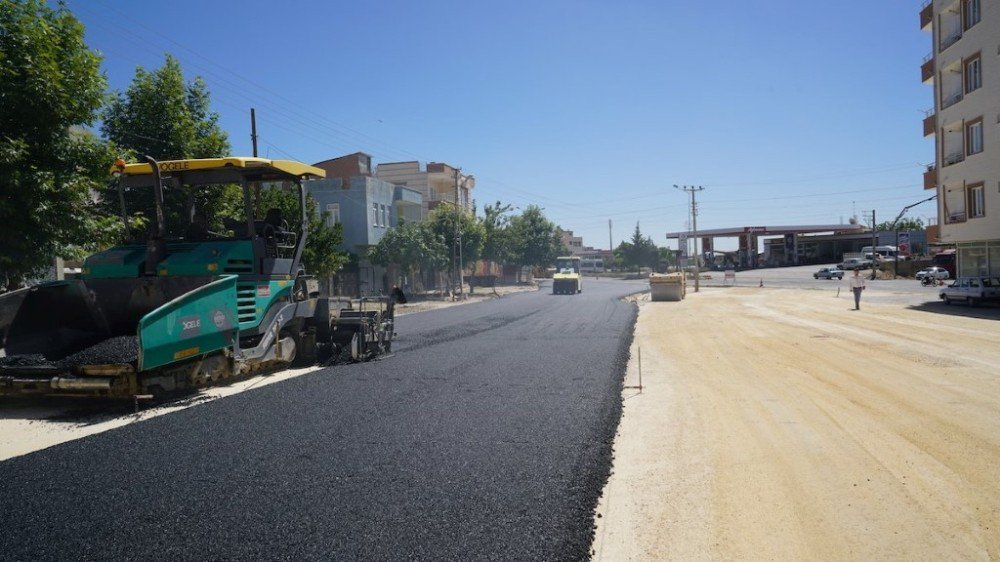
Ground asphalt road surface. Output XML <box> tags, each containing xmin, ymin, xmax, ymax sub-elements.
<box><xmin>0</xmin><ymin>278</ymin><xmax>644</xmax><ymax>561</ymax></box>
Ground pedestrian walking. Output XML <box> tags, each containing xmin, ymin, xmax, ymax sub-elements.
<box><xmin>849</xmin><ymin>269</ymin><xmax>866</xmax><ymax>310</ymax></box>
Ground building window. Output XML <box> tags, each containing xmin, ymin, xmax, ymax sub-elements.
<box><xmin>966</xmin><ymin>118</ymin><xmax>983</xmax><ymax>155</ymax></box>
<box><xmin>372</xmin><ymin>203</ymin><xmax>379</xmax><ymax>227</ymax></box>
<box><xmin>325</xmin><ymin>203</ymin><xmax>340</xmax><ymax>227</ymax></box>
<box><xmin>968</xmin><ymin>183</ymin><xmax>985</xmax><ymax>218</ymax></box>
<box><xmin>965</xmin><ymin>54</ymin><xmax>982</xmax><ymax>93</ymax></box>
<box><xmin>963</xmin><ymin>0</ymin><xmax>981</xmax><ymax>30</ymax></box>
<box><xmin>380</xmin><ymin>204</ymin><xmax>387</xmax><ymax>227</ymax></box>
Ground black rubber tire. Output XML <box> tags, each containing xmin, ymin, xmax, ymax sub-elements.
<box><xmin>943</xmin><ymin>296</ymin><xmax>951</xmax><ymax>305</ymax></box>
<box><xmin>970</xmin><ymin>298</ymin><xmax>980</xmax><ymax>307</ymax></box>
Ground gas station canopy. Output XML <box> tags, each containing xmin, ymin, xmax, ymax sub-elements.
<box><xmin>666</xmin><ymin>224</ymin><xmax>864</xmax><ymax>239</ymax></box>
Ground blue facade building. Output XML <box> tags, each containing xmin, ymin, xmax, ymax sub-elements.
<box><xmin>306</xmin><ymin>174</ymin><xmax>422</xmax><ymax>296</ymax></box>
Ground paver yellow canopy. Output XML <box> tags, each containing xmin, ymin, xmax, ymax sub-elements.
<box><xmin>0</xmin><ymin>156</ymin><xmax>393</xmax><ymax>398</ymax></box>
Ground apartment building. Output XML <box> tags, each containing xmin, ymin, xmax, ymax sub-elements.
<box><xmin>560</xmin><ymin>230</ymin><xmax>585</xmax><ymax>254</ymax></box>
<box><xmin>375</xmin><ymin>161</ymin><xmax>475</xmax><ymax>217</ymax></box>
<box><xmin>307</xmin><ymin>153</ymin><xmax>422</xmax><ymax>296</ymax></box>
<box><xmin>921</xmin><ymin>0</ymin><xmax>1000</xmax><ymax>276</ymax></box>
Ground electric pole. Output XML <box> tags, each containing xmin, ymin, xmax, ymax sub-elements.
<box><xmin>250</xmin><ymin>108</ymin><xmax>258</xmax><ymax>157</ymax></box>
<box><xmin>608</xmin><ymin>219</ymin><xmax>613</xmax><ymax>269</ymax></box>
<box><xmin>871</xmin><ymin>209</ymin><xmax>877</xmax><ymax>280</ymax></box>
<box><xmin>674</xmin><ymin>185</ymin><xmax>705</xmax><ymax>292</ymax></box>
<box><xmin>453</xmin><ymin>168</ymin><xmax>464</xmax><ymax>299</ymax></box>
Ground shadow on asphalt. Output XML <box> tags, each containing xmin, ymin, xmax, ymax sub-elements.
<box><xmin>906</xmin><ymin>301</ymin><xmax>1000</xmax><ymax>320</ymax></box>
<box><xmin>0</xmin><ymin>391</ymin><xmax>208</xmax><ymax>423</ymax></box>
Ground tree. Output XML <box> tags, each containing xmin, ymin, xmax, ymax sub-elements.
<box><xmin>479</xmin><ymin>201</ymin><xmax>515</xmax><ymax>267</ymax></box>
<box><xmin>0</xmin><ymin>1</ymin><xmax>119</xmax><ymax>290</ymax></box>
<box><xmin>876</xmin><ymin>217</ymin><xmax>925</xmax><ymax>232</ymax></box>
<box><xmin>100</xmin><ymin>54</ymin><xmax>238</xmax><ymax>238</ymax></box>
<box><xmin>657</xmin><ymin>247</ymin><xmax>676</xmax><ymax>272</ymax></box>
<box><xmin>615</xmin><ymin>223</ymin><xmax>659</xmax><ymax>272</ymax></box>
<box><xmin>102</xmin><ymin>54</ymin><xmax>229</xmax><ymax>160</ymax></box>
<box><xmin>368</xmin><ymin>220</ymin><xmax>449</xmax><ymax>282</ymax></box>
<box><xmin>428</xmin><ymin>205</ymin><xmax>485</xmax><ymax>269</ymax></box>
<box><xmin>509</xmin><ymin>205</ymin><xmax>564</xmax><ymax>270</ymax></box>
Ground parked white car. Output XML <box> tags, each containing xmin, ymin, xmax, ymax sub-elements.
<box><xmin>916</xmin><ymin>266</ymin><xmax>950</xmax><ymax>281</ymax></box>
<box><xmin>939</xmin><ymin>276</ymin><xmax>1000</xmax><ymax>306</ymax></box>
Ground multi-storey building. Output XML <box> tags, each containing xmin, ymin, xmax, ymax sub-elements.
<box><xmin>921</xmin><ymin>0</ymin><xmax>1000</xmax><ymax>276</ymax></box>
<box><xmin>307</xmin><ymin>153</ymin><xmax>422</xmax><ymax>296</ymax></box>
<box><xmin>560</xmin><ymin>230</ymin><xmax>585</xmax><ymax>254</ymax></box>
<box><xmin>375</xmin><ymin>161</ymin><xmax>474</xmax><ymax>217</ymax></box>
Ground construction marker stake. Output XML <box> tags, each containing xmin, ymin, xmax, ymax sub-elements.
<box><xmin>625</xmin><ymin>347</ymin><xmax>643</xmax><ymax>392</ymax></box>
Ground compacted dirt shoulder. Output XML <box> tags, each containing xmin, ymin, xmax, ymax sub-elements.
<box><xmin>594</xmin><ymin>287</ymin><xmax>1000</xmax><ymax>561</ymax></box>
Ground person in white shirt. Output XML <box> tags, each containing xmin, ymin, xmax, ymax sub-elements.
<box><xmin>849</xmin><ymin>269</ymin><xmax>866</xmax><ymax>310</ymax></box>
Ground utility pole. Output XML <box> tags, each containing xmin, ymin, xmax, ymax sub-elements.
<box><xmin>675</xmin><ymin>185</ymin><xmax>705</xmax><ymax>292</ymax></box>
<box><xmin>453</xmin><ymin>167</ymin><xmax>464</xmax><ymax>300</ymax></box>
<box><xmin>250</xmin><ymin>108</ymin><xmax>258</xmax><ymax>157</ymax></box>
<box><xmin>871</xmin><ymin>209</ymin><xmax>877</xmax><ymax>280</ymax></box>
<box><xmin>608</xmin><ymin>219</ymin><xmax>613</xmax><ymax>268</ymax></box>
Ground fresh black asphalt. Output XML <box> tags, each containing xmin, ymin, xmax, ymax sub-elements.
<box><xmin>0</xmin><ymin>278</ymin><xmax>644</xmax><ymax>561</ymax></box>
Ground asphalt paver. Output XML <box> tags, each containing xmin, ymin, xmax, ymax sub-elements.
<box><xmin>0</xmin><ymin>279</ymin><xmax>644</xmax><ymax>561</ymax></box>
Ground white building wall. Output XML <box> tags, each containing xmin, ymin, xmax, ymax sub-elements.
<box><xmin>929</xmin><ymin>0</ymin><xmax>1000</xmax><ymax>246</ymax></box>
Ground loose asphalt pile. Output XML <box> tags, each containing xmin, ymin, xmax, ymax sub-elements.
<box><xmin>0</xmin><ymin>279</ymin><xmax>645</xmax><ymax>561</ymax></box>
<box><xmin>55</xmin><ymin>335</ymin><xmax>138</xmax><ymax>366</ymax></box>
<box><xmin>0</xmin><ymin>336</ymin><xmax>138</xmax><ymax>370</ymax></box>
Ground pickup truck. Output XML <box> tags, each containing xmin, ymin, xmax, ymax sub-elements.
<box><xmin>813</xmin><ymin>267</ymin><xmax>844</xmax><ymax>280</ymax></box>
<box><xmin>838</xmin><ymin>258</ymin><xmax>873</xmax><ymax>271</ymax></box>
<box><xmin>939</xmin><ymin>276</ymin><xmax>1000</xmax><ymax>306</ymax></box>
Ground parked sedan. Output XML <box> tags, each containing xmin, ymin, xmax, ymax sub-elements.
<box><xmin>939</xmin><ymin>276</ymin><xmax>1000</xmax><ymax>306</ymax></box>
<box><xmin>813</xmin><ymin>267</ymin><xmax>844</xmax><ymax>280</ymax></box>
<box><xmin>916</xmin><ymin>266</ymin><xmax>950</xmax><ymax>281</ymax></box>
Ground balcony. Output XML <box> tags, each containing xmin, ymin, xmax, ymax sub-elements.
<box><xmin>947</xmin><ymin>211</ymin><xmax>967</xmax><ymax>224</ymax></box>
<box><xmin>921</xmin><ymin>54</ymin><xmax>935</xmax><ymax>83</ymax></box>
<box><xmin>924</xmin><ymin>165</ymin><xmax>938</xmax><ymax>190</ymax></box>
<box><xmin>943</xmin><ymin>151</ymin><xmax>965</xmax><ymax>167</ymax></box>
<box><xmin>940</xmin><ymin>30</ymin><xmax>962</xmax><ymax>51</ymax></box>
<box><xmin>920</xmin><ymin>1</ymin><xmax>933</xmax><ymax>30</ymax></box>
<box><xmin>923</xmin><ymin>108</ymin><xmax>936</xmax><ymax>137</ymax></box>
<box><xmin>427</xmin><ymin>191</ymin><xmax>457</xmax><ymax>204</ymax></box>
<box><xmin>941</xmin><ymin>90</ymin><xmax>963</xmax><ymax>109</ymax></box>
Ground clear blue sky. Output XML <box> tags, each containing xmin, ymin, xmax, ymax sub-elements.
<box><xmin>69</xmin><ymin>0</ymin><xmax>934</xmax><ymax>252</ymax></box>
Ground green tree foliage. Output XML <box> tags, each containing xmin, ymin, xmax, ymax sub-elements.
<box><xmin>615</xmin><ymin>222</ymin><xmax>660</xmax><ymax>271</ymax></box>
<box><xmin>255</xmin><ymin>186</ymin><xmax>348</xmax><ymax>277</ymax></box>
<box><xmin>368</xmin><ymin>220</ymin><xmax>449</xmax><ymax>278</ymax></box>
<box><xmin>0</xmin><ymin>1</ymin><xmax>119</xmax><ymax>289</ymax></box>
<box><xmin>509</xmin><ymin>205</ymin><xmax>564</xmax><ymax>268</ymax></box>
<box><xmin>876</xmin><ymin>217</ymin><xmax>925</xmax><ymax>232</ymax></box>
<box><xmin>102</xmin><ymin>54</ymin><xmax>228</xmax><ymax>160</ymax></box>
<box><xmin>428</xmin><ymin>205</ymin><xmax>485</xmax><ymax>266</ymax></box>
<box><xmin>100</xmin><ymin>54</ymin><xmax>238</xmax><ymax>239</ymax></box>
<box><xmin>657</xmin><ymin>246</ymin><xmax>676</xmax><ymax>271</ymax></box>
<box><xmin>479</xmin><ymin>201</ymin><xmax>515</xmax><ymax>265</ymax></box>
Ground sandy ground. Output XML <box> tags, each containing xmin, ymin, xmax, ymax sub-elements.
<box><xmin>0</xmin><ymin>284</ymin><xmax>538</xmax><ymax>462</ymax></box>
<box><xmin>593</xmin><ymin>287</ymin><xmax>1000</xmax><ymax>561</ymax></box>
